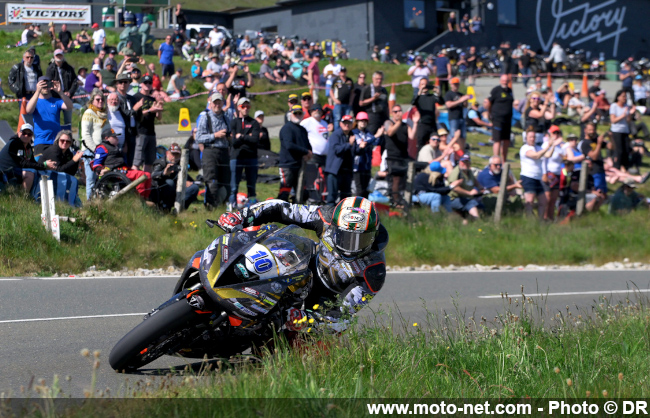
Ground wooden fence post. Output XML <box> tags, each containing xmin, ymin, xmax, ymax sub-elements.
<box><xmin>174</xmin><ymin>149</ymin><xmax>189</xmax><ymax>214</ymax></box>
<box><xmin>296</xmin><ymin>160</ymin><xmax>306</xmax><ymax>204</ymax></box>
<box><xmin>493</xmin><ymin>162</ymin><xmax>510</xmax><ymax>223</ymax></box>
<box><xmin>576</xmin><ymin>165</ymin><xmax>588</xmax><ymax>216</ymax></box>
<box><xmin>404</xmin><ymin>161</ymin><xmax>416</xmax><ymax>205</ymax></box>
<box><xmin>108</xmin><ymin>175</ymin><xmax>148</xmax><ymax>202</ymax></box>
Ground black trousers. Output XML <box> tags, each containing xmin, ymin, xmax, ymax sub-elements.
<box><xmin>278</xmin><ymin>166</ymin><xmax>300</xmax><ymax>202</ymax></box>
<box><xmin>202</xmin><ymin>147</ymin><xmax>230</xmax><ymax>207</ymax></box>
<box><xmin>416</xmin><ymin>122</ymin><xmax>436</xmax><ymax>151</ymax></box>
<box><xmin>611</xmin><ymin>132</ymin><xmax>630</xmax><ymax>170</ymax></box>
<box><xmin>354</xmin><ymin>171</ymin><xmax>371</xmax><ymax>198</ymax></box>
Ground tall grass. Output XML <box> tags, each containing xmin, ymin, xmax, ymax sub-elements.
<box><xmin>20</xmin><ymin>293</ymin><xmax>649</xmax><ymax>417</ymax></box>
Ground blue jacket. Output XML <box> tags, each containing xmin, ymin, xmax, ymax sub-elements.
<box><xmin>325</xmin><ymin>128</ymin><xmax>360</xmax><ymax>175</ymax></box>
<box><xmin>351</xmin><ymin>128</ymin><xmax>378</xmax><ymax>172</ymax></box>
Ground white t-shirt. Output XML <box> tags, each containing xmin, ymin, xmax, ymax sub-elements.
<box><xmin>322</xmin><ymin>63</ymin><xmax>341</xmax><ymax>80</ymax></box>
<box><xmin>519</xmin><ymin>144</ymin><xmax>544</xmax><ymax>180</ymax></box>
<box><xmin>609</xmin><ymin>103</ymin><xmax>630</xmax><ymax>133</ymax></box>
<box><xmin>409</xmin><ymin>65</ymin><xmax>431</xmax><ymax>89</ymax></box>
<box><xmin>23</xmin><ymin>65</ymin><xmax>37</xmax><ymax>91</ymax></box>
<box><xmin>207</xmin><ymin>61</ymin><xmax>221</xmax><ymax>74</ymax></box>
<box><xmin>300</xmin><ymin>117</ymin><xmax>329</xmax><ymax>155</ymax></box>
<box><xmin>92</xmin><ymin>29</ymin><xmax>105</xmax><ymax>46</ymax></box>
<box><xmin>543</xmin><ymin>141</ymin><xmax>566</xmax><ymax>175</ymax></box>
<box><xmin>108</xmin><ymin>110</ymin><xmax>126</xmax><ymax>149</ymax></box>
<box><xmin>209</xmin><ymin>30</ymin><xmax>224</xmax><ymax>47</ymax></box>
<box><xmin>21</xmin><ymin>29</ymin><xmax>29</xmax><ymax>44</ymax></box>
<box><xmin>272</xmin><ymin>42</ymin><xmax>285</xmax><ymax>52</ymax></box>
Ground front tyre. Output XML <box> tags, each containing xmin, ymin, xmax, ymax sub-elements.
<box><xmin>109</xmin><ymin>298</ymin><xmax>198</xmax><ymax>372</ymax></box>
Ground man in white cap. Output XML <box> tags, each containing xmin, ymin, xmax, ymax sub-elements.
<box><xmin>84</xmin><ymin>64</ymin><xmax>103</xmax><ymax>93</ymax></box>
<box><xmin>196</xmin><ymin>92</ymin><xmax>231</xmax><ymax>209</ymax></box>
<box><xmin>45</xmin><ymin>49</ymin><xmax>77</xmax><ymax>130</ymax></box>
<box><xmin>0</xmin><ymin>123</ymin><xmax>56</xmax><ymax>192</ymax></box>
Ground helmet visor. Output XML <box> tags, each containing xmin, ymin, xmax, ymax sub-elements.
<box><xmin>332</xmin><ymin>228</ymin><xmax>375</xmax><ymax>256</ymax></box>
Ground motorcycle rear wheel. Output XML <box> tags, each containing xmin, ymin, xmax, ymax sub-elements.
<box><xmin>109</xmin><ymin>298</ymin><xmax>199</xmax><ymax>372</ymax></box>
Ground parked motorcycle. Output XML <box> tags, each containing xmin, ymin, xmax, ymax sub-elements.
<box><xmin>109</xmin><ymin>222</ymin><xmax>316</xmax><ymax>372</ymax></box>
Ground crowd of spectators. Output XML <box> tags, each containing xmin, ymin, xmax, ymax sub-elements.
<box><xmin>1</xmin><ymin>21</ymin><xmax>649</xmax><ymax>220</ymax></box>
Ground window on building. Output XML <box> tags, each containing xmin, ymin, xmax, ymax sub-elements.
<box><xmin>404</xmin><ymin>0</ymin><xmax>425</xmax><ymax>29</ymax></box>
<box><xmin>497</xmin><ymin>0</ymin><xmax>517</xmax><ymax>25</ymax></box>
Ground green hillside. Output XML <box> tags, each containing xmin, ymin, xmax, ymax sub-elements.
<box><xmin>179</xmin><ymin>0</ymin><xmax>276</xmax><ymax>12</ymax></box>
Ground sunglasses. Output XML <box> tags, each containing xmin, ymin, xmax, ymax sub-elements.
<box><xmin>59</xmin><ymin>139</ymin><xmax>72</xmax><ymax>144</ymax></box>
<box><xmin>117</xmin><ymin>80</ymin><xmax>129</xmax><ymax>84</ymax></box>
<box><xmin>94</xmin><ymin>98</ymin><xmax>104</xmax><ymax>102</ymax></box>
<box><xmin>239</xmin><ymin>104</ymin><xmax>251</xmax><ymax>109</ymax></box>
<box><xmin>531</xmin><ymin>97</ymin><xmax>540</xmax><ymax>100</ymax></box>
<box><xmin>392</xmin><ymin>109</ymin><xmax>402</xmax><ymax>113</ymax></box>
<box><xmin>21</xmin><ymin>131</ymin><xmax>34</xmax><ymax>136</ymax></box>
<box><xmin>24</xmin><ymin>56</ymin><xmax>34</xmax><ymax>60</ymax></box>
<box><xmin>301</xmin><ymin>97</ymin><xmax>311</xmax><ymax>100</ymax></box>
<box><xmin>292</xmin><ymin>111</ymin><xmax>304</xmax><ymax>116</ymax></box>
<box><xmin>492</xmin><ymin>163</ymin><xmax>502</xmax><ymax>167</ymax></box>
<box><xmin>142</xmin><ymin>81</ymin><xmax>153</xmax><ymax>85</ymax></box>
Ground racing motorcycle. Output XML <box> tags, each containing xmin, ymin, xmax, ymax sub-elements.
<box><xmin>109</xmin><ymin>222</ymin><xmax>316</xmax><ymax>372</ymax></box>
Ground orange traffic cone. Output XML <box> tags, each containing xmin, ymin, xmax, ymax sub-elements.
<box><xmin>16</xmin><ymin>98</ymin><xmax>27</xmax><ymax>133</ymax></box>
<box><xmin>546</xmin><ymin>71</ymin><xmax>553</xmax><ymax>89</ymax></box>
<box><xmin>580</xmin><ymin>72</ymin><xmax>589</xmax><ymax>99</ymax></box>
<box><xmin>388</xmin><ymin>83</ymin><xmax>396</xmax><ymax>110</ymax></box>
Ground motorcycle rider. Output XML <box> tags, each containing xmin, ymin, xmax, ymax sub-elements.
<box><xmin>218</xmin><ymin>196</ymin><xmax>388</xmax><ymax>333</ymax></box>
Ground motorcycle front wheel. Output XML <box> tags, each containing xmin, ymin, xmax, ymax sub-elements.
<box><xmin>109</xmin><ymin>298</ymin><xmax>199</xmax><ymax>372</ymax></box>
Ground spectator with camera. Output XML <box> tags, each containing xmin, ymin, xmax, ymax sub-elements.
<box><xmin>151</xmin><ymin>143</ymin><xmax>199</xmax><ymax>210</ymax></box>
<box><xmin>45</xmin><ymin>49</ymin><xmax>76</xmax><ymax>131</ymax></box>
<box><xmin>520</xmin><ymin>128</ymin><xmax>558</xmax><ymax>219</ymax></box>
<box><xmin>229</xmin><ymin>97</ymin><xmax>260</xmax><ymax>211</ymax></box>
<box><xmin>25</xmin><ymin>76</ymin><xmax>74</xmax><ymax>161</ymax></box>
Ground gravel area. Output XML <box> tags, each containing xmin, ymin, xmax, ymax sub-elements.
<box><xmin>44</xmin><ymin>259</ymin><xmax>650</xmax><ymax>278</ymax></box>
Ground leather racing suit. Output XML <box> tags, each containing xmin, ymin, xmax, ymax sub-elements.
<box><xmin>231</xmin><ymin>199</ymin><xmax>389</xmax><ymax>332</ymax></box>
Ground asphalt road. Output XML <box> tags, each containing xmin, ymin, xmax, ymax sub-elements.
<box><xmin>1</xmin><ymin>270</ymin><xmax>649</xmax><ymax>398</ymax></box>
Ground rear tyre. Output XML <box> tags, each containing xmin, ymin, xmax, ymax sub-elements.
<box><xmin>109</xmin><ymin>298</ymin><xmax>198</xmax><ymax>371</ymax></box>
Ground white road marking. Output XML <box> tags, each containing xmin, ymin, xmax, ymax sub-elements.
<box><xmin>478</xmin><ymin>289</ymin><xmax>650</xmax><ymax>299</ymax></box>
<box><xmin>0</xmin><ymin>279</ymin><xmax>22</xmax><ymax>281</ymax></box>
<box><xmin>0</xmin><ymin>313</ymin><xmax>147</xmax><ymax>324</ymax></box>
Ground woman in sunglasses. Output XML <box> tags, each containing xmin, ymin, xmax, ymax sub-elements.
<box><xmin>40</xmin><ymin>130</ymin><xmax>83</xmax><ymax>176</ymax></box>
<box><xmin>81</xmin><ymin>88</ymin><xmax>112</xmax><ymax>199</ymax></box>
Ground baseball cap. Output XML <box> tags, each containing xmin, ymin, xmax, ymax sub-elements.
<box><xmin>288</xmin><ymin>94</ymin><xmax>298</xmax><ymax>102</ymax></box>
<box><xmin>92</xmin><ymin>23</ymin><xmax>99</xmax><ymax>29</ymax></box>
<box><xmin>237</xmin><ymin>97</ymin><xmax>251</xmax><ymax>106</ymax></box>
<box><xmin>209</xmin><ymin>92</ymin><xmax>223</xmax><ymax>102</ymax></box>
<box><xmin>340</xmin><ymin>66</ymin><xmax>347</xmax><ymax>72</ymax></box>
<box><xmin>548</xmin><ymin>125</ymin><xmax>561</xmax><ymax>134</ymax></box>
<box><xmin>37</xmin><ymin>76</ymin><xmax>52</xmax><ymax>83</ymax></box>
<box><xmin>566</xmin><ymin>133</ymin><xmax>578</xmax><ymax>140</ymax></box>
<box><xmin>141</xmin><ymin>75</ymin><xmax>153</xmax><ymax>84</ymax></box>
<box><xmin>356</xmin><ymin>111</ymin><xmax>369</xmax><ymax>121</ymax></box>
<box><xmin>309</xmin><ymin>42</ymin><xmax>315</xmax><ymax>46</ymax></box>
<box><xmin>450</xmin><ymin>77</ymin><xmax>460</xmax><ymax>84</ymax></box>
<box><xmin>254</xmin><ymin>110</ymin><xmax>264</xmax><ymax>118</ymax></box>
<box><xmin>169</xmin><ymin>143</ymin><xmax>182</xmax><ymax>154</ymax></box>
<box><xmin>341</xmin><ymin>115</ymin><xmax>354</xmax><ymax>122</ymax></box>
<box><xmin>91</xmin><ymin>64</ymin><xmax>101</xmax><ymax>71</ymax></box>
<box><xmin>102</xmin><ymin>129</ymin><xmax>118</xmax><ymax>140</ymax></box>
<box><xmin>109</xmin><ymin>49</ymin><xmax>116</xmax><ymax>54</ymax></box>
<box><xmin>116</xmin><ymin>73</ymin><xmax>131</xmax><ymax>81</ymax></box>
<box><xmin>20</xmin><ymin>123</ymin><xmax>34</xmax><ymax>133</ymax></box>
<box><xmin>301</xmin><ymin>92</ymin><xmax>312</xmax><ymax>99</ymax></box>
<box><xmin>429</xmin><ymin>161</ymin><xmax>446</xmax><ymax>174</ymax></box>
<box><xmin>459</xmin><ymin>154</ymin><xmax>471</xmax><ymax>162</ymax></box>
<box><xmin>54</xmin><ymin>49</ymin><xmax>64</xmax><ymax>56</ymax></box>
<box><xmin>309</xmin><ymin>103</ymin><xmax>322</xmax><ymax>112</ymax></box>
<box><xmin>437</xmin><ymin>127</ymin><xmax>449</xmax><ymax>136</ymax></box>
<box><xmin>291</xmin><ymin>104</ymin><xmax>304</xmax><ymax>113</ymax></box>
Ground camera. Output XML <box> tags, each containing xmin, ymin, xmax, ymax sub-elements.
<box><xmin>425</xmin><ymin>83</ymin><xmax>434</xmax><ymax>90</ymax></box>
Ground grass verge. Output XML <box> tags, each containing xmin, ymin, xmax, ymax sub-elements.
<box><xmin>1</xmin><ymin>189</ymin><xmax>650</xmax><ymax>276</ymax></box>
<box><xmin>16</xmin><ymin>292</ymin><xmax>650</xmax><ymax>415</ymax></box>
